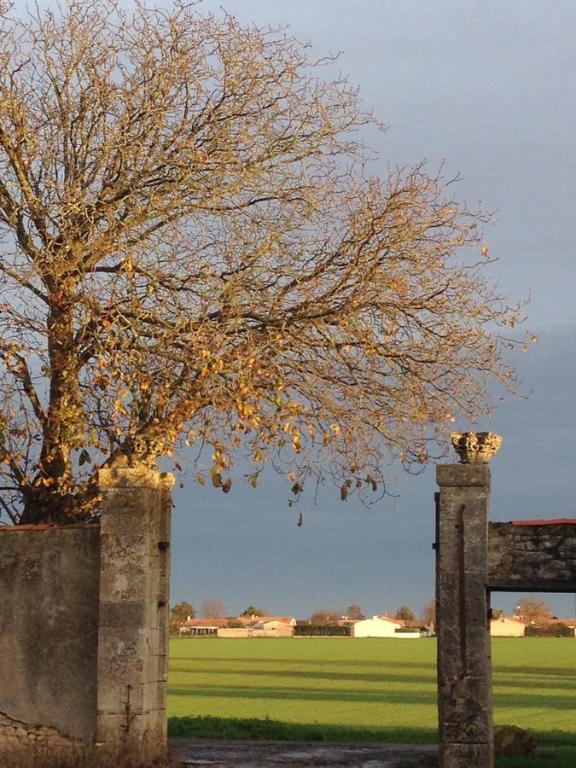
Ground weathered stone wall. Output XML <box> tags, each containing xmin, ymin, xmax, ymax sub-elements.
<box><xmin>488</xmin><ymin>522</ymin><xmax>576</xmax><ymax>591</ymax></box>
<box><xmin>0</xmin><ymin>467</ymin><xmax>172</xmax><ymax>763</ymax></box>
<box><xmin>0</xmin><ymin>525</ymin><xmax>100</xmax><ymax>747</ymax></box>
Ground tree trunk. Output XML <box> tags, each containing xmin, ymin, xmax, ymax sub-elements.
<box><xmin>20</xmin><ymin>287</ymin><xmax>84</xmax><ymax>524</ymax></box>
<box><xmin>20</xmin><ymin>486</ymin><xmax>86</xmax><ymax>525</ymax></box>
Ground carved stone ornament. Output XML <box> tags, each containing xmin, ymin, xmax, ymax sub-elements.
<box><xmin>450</xmin><ymin>431</ymin><xmax>502</xmax><ymax>464</ymax></box>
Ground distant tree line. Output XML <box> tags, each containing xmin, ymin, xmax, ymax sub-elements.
<box><xmin>170</xmin><ymin>600</ymin><xmax>432</xmax><ymax>634</ymax></box>
<box><xmin>170</xmin><ymin>595</ymin><xmax>567</xmax><ymax>637</ymax></box>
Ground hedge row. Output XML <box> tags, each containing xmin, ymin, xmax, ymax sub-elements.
<box><xmin>525</xmin><ymin>624</ymin><xmax>574</xmax><ymax>638</ymax></box>
<box><xmin>294</xmin><ymin>625</ymin><xmax>351</xmax><ymax>637</ymax></box>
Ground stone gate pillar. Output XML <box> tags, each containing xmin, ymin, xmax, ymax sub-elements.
<box><xmin>435</xmin><ymin>432</ymin><xmax>501</xmax><ymax>768</ymax></box>
<box><xmin>96</xmin><ymin>466</ymin><xmax>173</xmax><ymax>763</ymax></box>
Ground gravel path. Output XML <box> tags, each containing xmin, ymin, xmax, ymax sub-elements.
<box><xmin>170</xmin><ymin>740</ymin><xmax>438</xmax><ymax>768</ymax></box>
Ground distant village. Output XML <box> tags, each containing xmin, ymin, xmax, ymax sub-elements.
<box><xmin>173</xmin><ymin>602</ymin><xmax>576</xmax><ymax>639</ymax></box>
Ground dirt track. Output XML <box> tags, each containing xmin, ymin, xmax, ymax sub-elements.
<box><xmin>170</xmin><ymin>740</ymin><xmax>438</xmax><ymax>768</ymax></box>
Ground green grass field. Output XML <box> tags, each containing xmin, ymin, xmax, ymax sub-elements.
<box><xmin>168</xmin><ymin>637</ymin><xmax>576</xmax><ymax>746</ymax></box>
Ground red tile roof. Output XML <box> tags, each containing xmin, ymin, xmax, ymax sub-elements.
<box><xmin>181</xmin><ymin>618</ymin><xmax>229</xmax><ymax>628</ymax></box>
<box><xmin>550</xmin><ymin>618</ymin><xmax>576</xmax><ymax>627</ymax></box>
<box><xmin>233</xmin><ymin>615</ymin><xmax>295</xmax><ymax>626</ymax></box>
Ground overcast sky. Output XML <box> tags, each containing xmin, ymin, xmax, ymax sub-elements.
<box><xmin>162</xmin><ymin>0</ymin><xmax>576</xmax><ymax>619</ymax></box>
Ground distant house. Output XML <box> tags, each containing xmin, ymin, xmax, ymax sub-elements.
<box><xmin>217</xmin><ymin>616</ymin><xmax>296</xmax><ymax>638</ymax></box>
<box><xmin>179</xmin><ymin>618</ymin><xmax>228</xmax><ymax>636</ymax></box>
<box><xmin>178</xmin><ymin>614</ymin><xmax>297</xmax><ymax>638</ymax></box>
<box><xmin>549</xmin><ymin>618</ymin><xmax>576</xmax><ymax>637</ymax></box>
<box><xmin>179</xmin><ymin>615</ymin><xmax>296</xmax><ymax>637</ymax></box>
<box><xmin>247</xmin><ymin>616</ymin><xmax>297</xmax><ymax>628</ymax></box>
<box><xmin>250</xmin><ymin>617</ymin><xmax>296</xmax><ymax>636</ymax></box>
<box><xmin>489</xmin><ymin>616</ymin><xmax>526</xmax><ymax>637</ymax></box>
<box><xmin>350</xmin><ymin>615</ymin><xmax>410</xmax><ymax>638</ymax></box>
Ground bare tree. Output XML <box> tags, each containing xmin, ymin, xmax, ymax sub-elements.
<box><xmin>345</xmin><ymin>604</ymin><xmax>363</xmax><ymax>620</ymax></box>
<box><xmin>310</xmin><ymin>609</ymin><xmax>340</xmax><ymax>625</ymax></box>
<box><xmin>423</xmin><ymin>599</ymin><xmax>436</xmax><ymax>629</ymax></box>
<box><xmin>0</xmin><ymin>1</ymin><xmax>524</xmax><ymax>524</ymax></box>
<box><xmin>516</xmin><ymin>597</ymin><xmax>552</xmax><ymax>627</ymax></box>
<box><xmin>202</xmin><ymin>598</ymin><xmax>225</xmax><ymax>619</ymax></box>
<box><xmin>395</xmin><ymin>605</ymin><xmax>416</xmax><ymax>622</ymax></box>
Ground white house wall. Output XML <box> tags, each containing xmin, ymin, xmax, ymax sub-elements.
<box><xmin>352</xmin><ymin>619</ymin><xmax>402</xmax><ymax>638</ymax></box>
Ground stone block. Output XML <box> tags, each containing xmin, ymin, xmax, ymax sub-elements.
<box><xmin>441</xmin><ymin>742</ymin><xmax>493</xmax><ymax>768</ymax></box>
<box><xmin>99</xmin><ymin>600</ymin><xmax>146</xmax><ymax>629</ymax></box>
<box><xmin>95</xmin><ymin>712</ymin><xmax>129</xmax><ymax>746</ymax></box>
<box><xmin>437</xmin><ymin>464</ymin><xmax>490</xmax><ymax>488</ymax></box>
<box><xmin>99</xmin><ymin>507</ymin><xmax>150</xmax><ymax>536</ymax></box>
<box><xmin>494</xmin><ymin>725</ymin><xmax>537</xmax><ymax>757</ymax></box>
<box><xmin>440</xmin><ymin>678</ymin><xmax>492</xmax><ymax>742</ymax></box>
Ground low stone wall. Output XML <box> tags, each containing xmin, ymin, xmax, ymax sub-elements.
<box><xmin>253</xmin><ymin>626</ymin><xmax>294</xmax><ymax>638</ymax></box>
<box><xmin>488</xmin><ymin>521</ymin><xmax>576</xmax><ymax>591</ymax></box>
<box><xmin>0</xmin><ymin>467</ymin><xmax>173</xmax><ymax>763</ymax></box>
<box><xmin>0</xmin><ymin>525</ymin><xmax>100</xmax><ymax>747</ymax></box>
<box><xmin>217</xmin><ymin>627</ymin><xmax>294</xmax><ymax>638</ymax></box>
<box><xmin>217</xmin><ymin>628</ymin><xmax>251</xmax><ymax>638</ymax></box>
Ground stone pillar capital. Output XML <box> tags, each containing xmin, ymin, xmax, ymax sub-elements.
<box><xmin>450</xmin><ymin>432</ymin><xmax>502</xmax><ymax>464</ymax></box>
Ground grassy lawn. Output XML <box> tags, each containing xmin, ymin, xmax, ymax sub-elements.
<box><xmin>168</xmin><ymin>637</ymin><xmax>576</xmax><ymax>746</ymax></box>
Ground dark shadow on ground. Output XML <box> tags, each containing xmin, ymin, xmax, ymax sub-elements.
<box><xmin>170</xmin><ymin>663</ymin><xmax>575</xmax><ymax>693</ymax></box>
<box><xmin>169</xmin><ymin>683</ymin><xmax>437</xmax><ymax>706</ymax></box>
<box><xmin>169</xmin><ymin>680</ymin><xmax>574</xmax><ymax>710</ymax></box>
<box><xmin>168</xmin><ymin>666</ymin><xmax>437</xmax><ymax>685</ymax></box>
<box><xmin>170</xmin><ymin>657</ymin><xmax>435</xmax><ymax>671</ymax></box>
